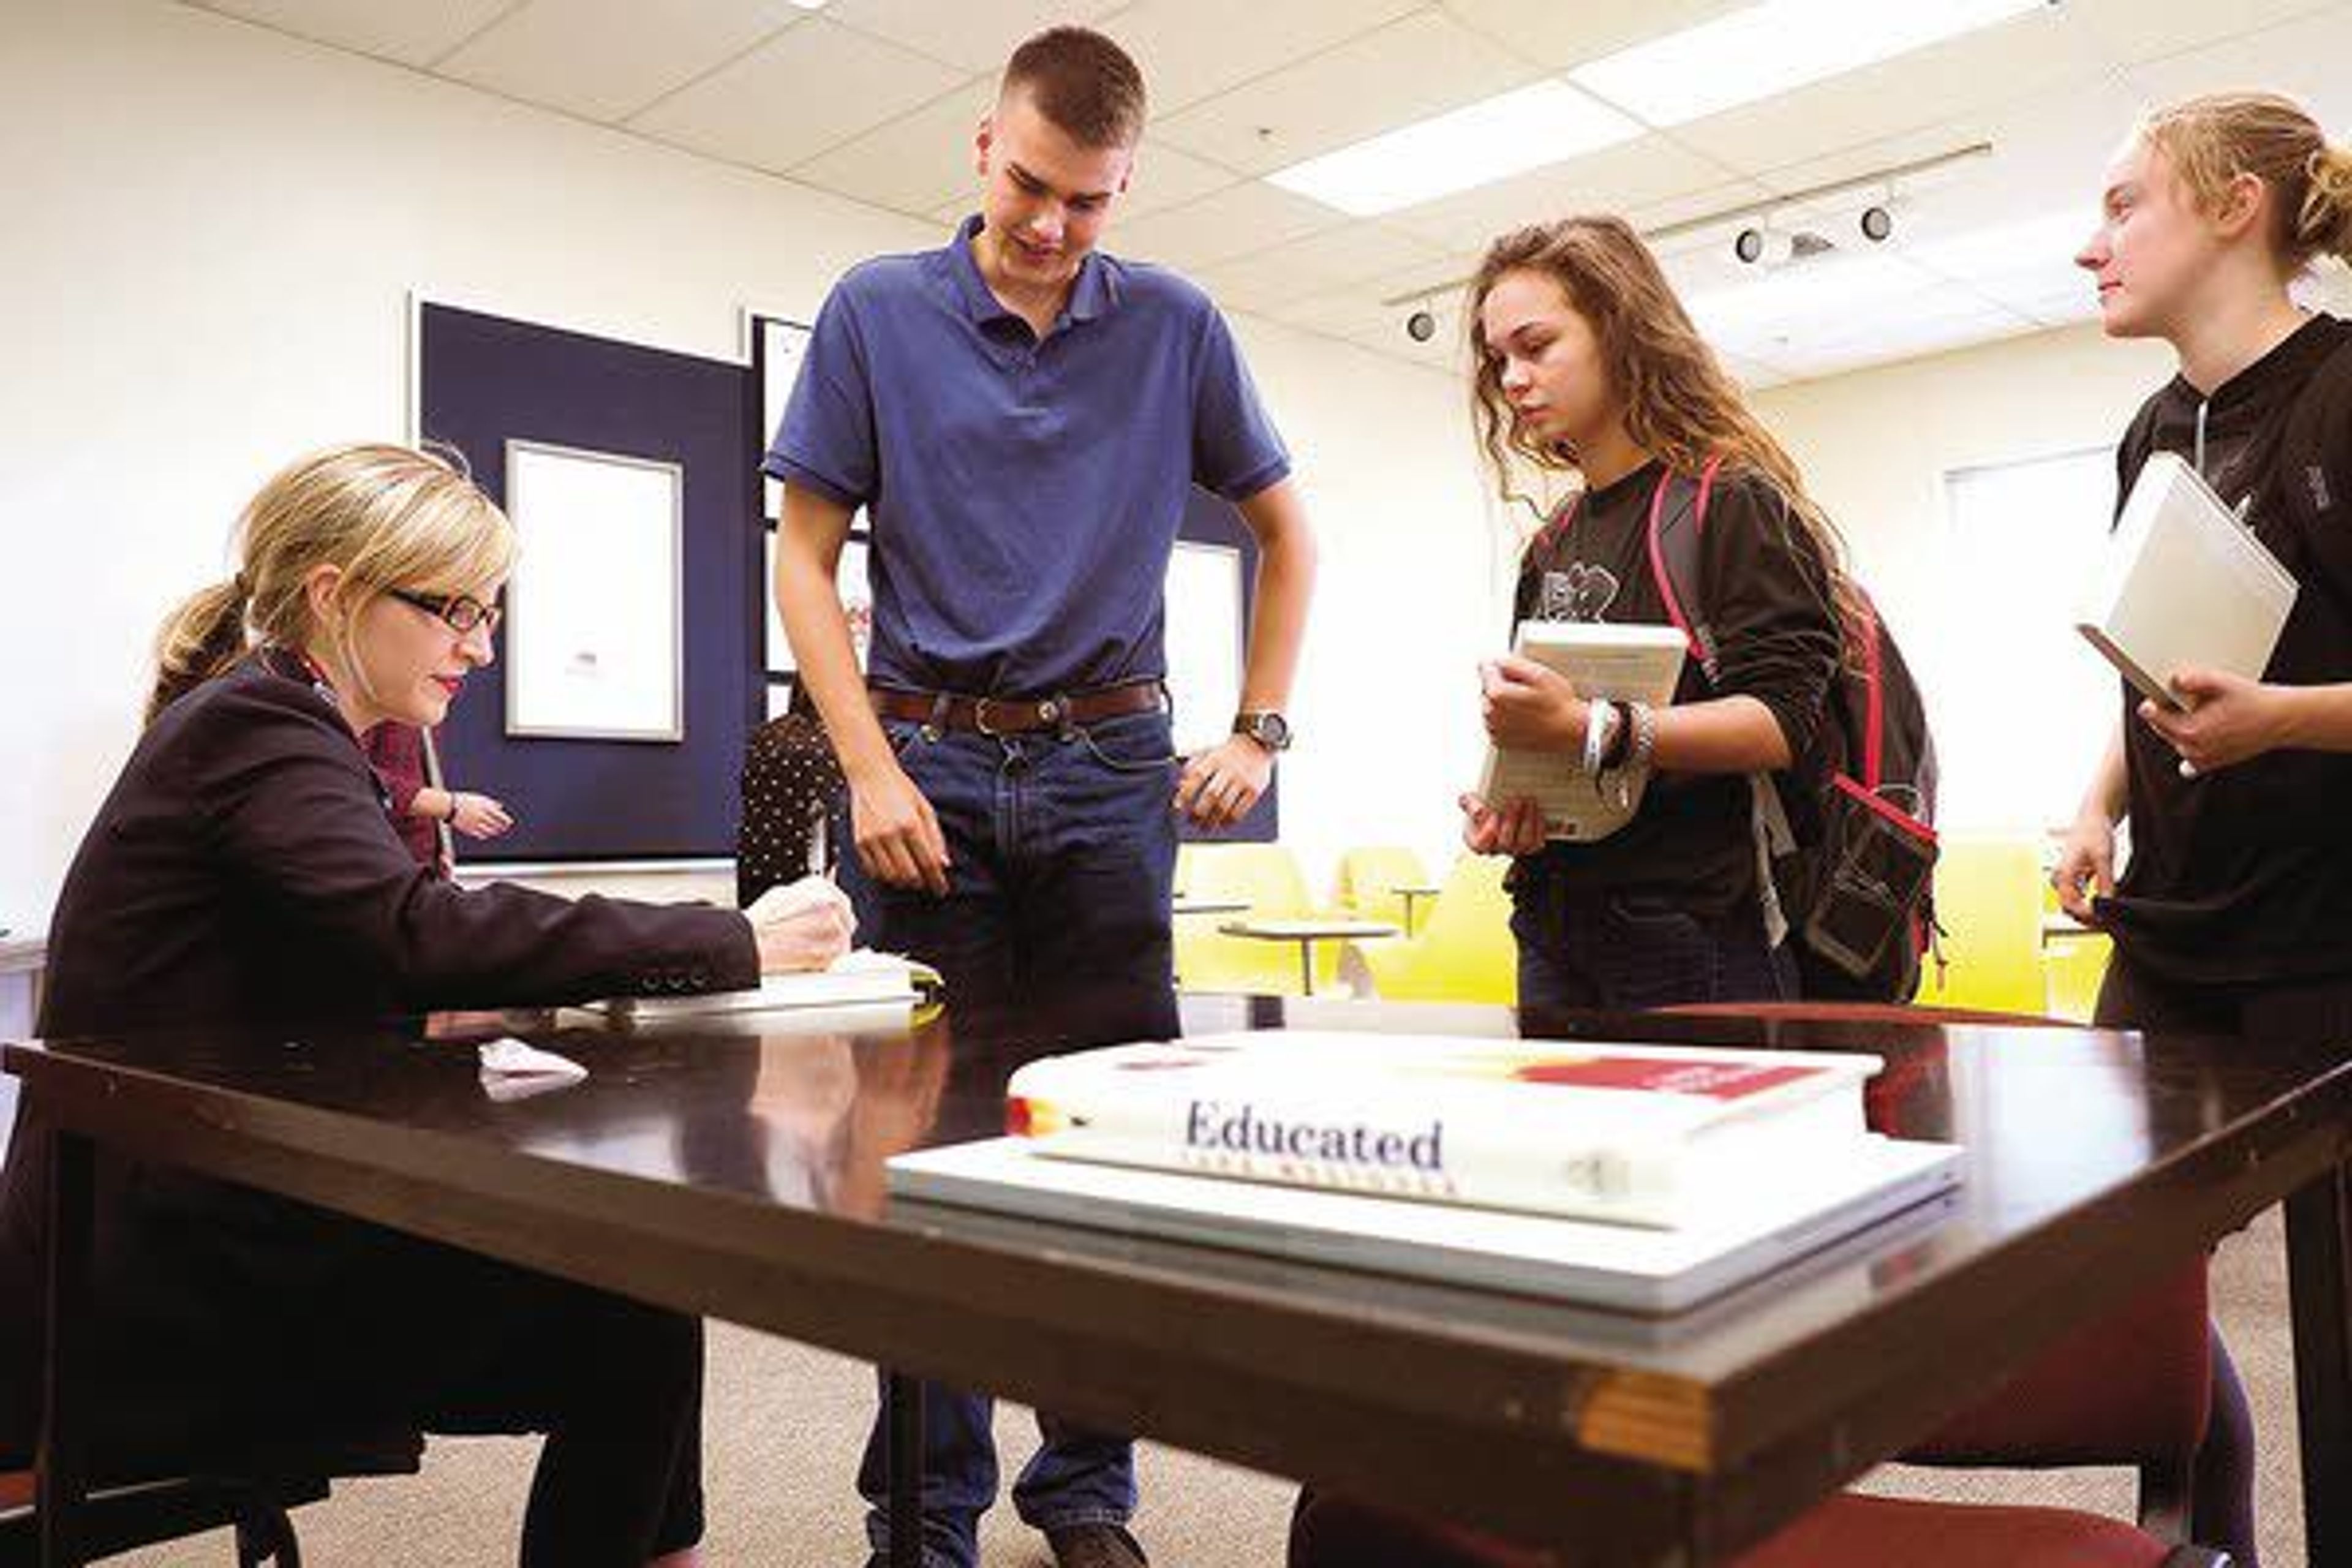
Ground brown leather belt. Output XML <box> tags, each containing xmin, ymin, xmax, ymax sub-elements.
<box><xmin>870</xmin><ymin>679</ymin><xmax>1164</xmax><ymax>736</ymax></box>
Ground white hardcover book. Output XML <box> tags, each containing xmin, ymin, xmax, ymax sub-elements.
<box><xmin>887</xmin><ymin>1133</ymin><xmax>1961</xmax><ymax>1314</ymax></box>
<box><xmin>582</xmin><ymin>949</ymin><xmax>938</xmax><ymax>1020</ymax></box>
<box><xmin>1477</xmin><ymin>622</ymin><xmax>1686</xmax><ymax>841</ymax></box>
<box><xmin>2076</xmin><ymin>450</ymin><xmax>2298</xmax><ymax>709</ymax></box>
<box><xmin>1003</xmin><ymin>1031</ymin><xmax>1877</xmax><ymax>1230</ymax></box>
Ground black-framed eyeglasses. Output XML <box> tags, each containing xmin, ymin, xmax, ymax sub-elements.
<box><xmin>387</xmin><ymin>587</ymin><xmax>502</xmax><ymax>636</ymax></box>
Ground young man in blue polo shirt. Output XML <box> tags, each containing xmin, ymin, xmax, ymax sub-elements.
<box><xmin>766</xmin><ymin>24</ymin><xmax>1316</xmax><ymax>1568</ymax></box>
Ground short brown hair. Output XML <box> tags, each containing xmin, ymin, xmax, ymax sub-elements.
<box><xmin>1002</xmin><ymin>26</ymin><xmax>1146</xmax><ymax>148</ymax></box>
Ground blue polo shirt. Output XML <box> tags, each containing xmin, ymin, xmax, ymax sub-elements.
<box><xmin>763</xmin><ymin>216</ymin><xmax>1291</xmax><ymax>696</ymax></box>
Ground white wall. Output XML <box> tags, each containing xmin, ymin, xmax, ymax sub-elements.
<box><xmin>1</xmin><ymin>0</ymin><xmax>1493</xmax><ymax>929</ymax></box>
<box><xmin>1228</xmin><ymin>320</ymin><xmax>1500</xmax><ymax>889</ymax></box>
<box><xmin>1752</xmin><ymin>325</ymin><xmax>2177</xmax><ymax>834</ymax></box>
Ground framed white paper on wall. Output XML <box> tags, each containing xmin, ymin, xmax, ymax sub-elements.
<box><xmin>1164</xmin><ymin>540</ymin><xmax>1244</xmax><ymax>756</ymax></box>
<box><xmin>759</xmin><ymin>316</ymin><xmax>810</xmax><ymax>521</ymax></box>
<box><xmin>504</xmin><ymin>440</ymin><xmax>684</xmax><ymax>741</ymax></box>
<box><xmin>764</xmin><ymin>526</ymin><xmax>873</xmax><ymax>675</ymax></box>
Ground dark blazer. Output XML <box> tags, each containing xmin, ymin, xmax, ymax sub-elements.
<box><xmin>0</xmin><ymin>651</ymin><xmax>756</xmax><ymax>1459</ymax></box>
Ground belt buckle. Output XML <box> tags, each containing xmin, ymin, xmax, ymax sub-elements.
<box><xmin>973</xmin><ymin>695</ymin><xmax>1008</xmax><ymax>736</ymax></box>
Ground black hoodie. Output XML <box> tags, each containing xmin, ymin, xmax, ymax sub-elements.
<box><xmin>2101</xmin><ymin>312</ymin><xmax>2352</xmax><ymax>984</ymax></box>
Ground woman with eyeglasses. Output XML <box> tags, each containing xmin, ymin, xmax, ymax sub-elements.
<box><xmin>1</xmin><ymin>442</ymin><xmax>854</xmax><ymax>1567</ymax></box>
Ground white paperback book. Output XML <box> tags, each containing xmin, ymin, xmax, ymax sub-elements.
<box><xmin>2077</xmin><ymin>450</ymin><xmax>2299</xmax><ymax>709</ymax></box>
<box><xmin>1478</xmin><ymin>622</ymin><xmax>1686</xmax><ymax>841</ymax></box>
<box><xmin>582</xmin><ymin>949</ymin><xmax>938</xmax><ymax>1020</ymax></box>
<box><xmin>1001</xmin><ymin>1031</ymin><xmax>1880</xmax><ymax>1230</ymax></box>
<box><xmin>888</xmin><ymin>1134</ymin><xmax>1960</xmax><ymax>1314</ymax></box>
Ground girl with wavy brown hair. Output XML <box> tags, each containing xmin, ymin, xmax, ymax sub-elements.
<box><xmin>1458</xmin><ymin>214</ymin><xmax>1845</xmax><ymax>1010</ymax></box>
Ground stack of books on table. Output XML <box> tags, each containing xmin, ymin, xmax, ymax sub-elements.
<box><xmin>888</xmin><ymin>1030</ymin><xmax>1960</xmax><ymax>1312</ymax></box>
<box><xmin>585</xmin><ymin>949</ymin><xmax>940</xmax><ymax>1021</ymax></box>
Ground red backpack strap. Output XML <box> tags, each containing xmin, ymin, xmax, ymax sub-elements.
<box><xmin>1645</xmin><ymin>455</ymin><xmax>1724</xmax><ymax>666</ymax></box>
<box><xmin>1849</xmin><ymin>592</ymin><xmax>1885</xmax><ymax>791</ymax></box>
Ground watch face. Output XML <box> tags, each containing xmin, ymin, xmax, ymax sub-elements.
<box><xmin>1250</xmin><ymin>712</ymin><xmax>1291</xmax><ymax>750</ymax></box>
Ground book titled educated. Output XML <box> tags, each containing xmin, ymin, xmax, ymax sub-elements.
<box><xmin>1003</xmin><ymin>1030</ymin><xmax>1880</xmax><ymax>1230</ymax></box>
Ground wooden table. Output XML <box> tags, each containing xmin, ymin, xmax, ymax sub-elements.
<box><xmin>1216</xmin><ymin>918</ymin><xmax>1400</xmax><ymax>995</ymax></box>
<box><xmin>10</xmin><ymin>997</ymin><xmax>2352</xmax><ymax>1567</ymax></box>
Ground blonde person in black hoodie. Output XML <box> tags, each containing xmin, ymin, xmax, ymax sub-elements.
<box><xmin>2055</xmin><ymin>91</ymin><xmax>2352</xmax><ymax>1567</ymax></box>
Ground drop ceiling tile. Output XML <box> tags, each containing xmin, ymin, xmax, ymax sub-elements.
<box><xmin>1439</xmin><ymin>0</ymin><xmax>1755</xmax><ymax>69</ymax></box>
<box><xmin>2124</xmin><ymin>4</ymin><xmax>2352</xmax><ymax>129</ymax></box>
<box><xmin>1778</xmin><ymin>303</ymin><xmax>2042</xmax><ymax>382</ymax></box>
<box><xmin>1151</xmin><ymin>10</ymin><xmax>1539</xmax><ymax>176</ymax></box>
<box><xmin>1104</xmin><ymin>0</ymin><xmax>1425</xmax><ymax>116</ymax></box>
<box><xmin>629</xmin><ymin>17</ymin><xmax>965</xmax><ymax>175</ymax></box>
<box><xmin>189</xmin><ymin>0</ymin><xmax>513</xmax><ymax>66</ymax></box>
<box><xmin>1119</xmin><ymin>141</ymin><xmax>1247</xmax><ymax>221</ymax></box>
<box><xmin>1383</xmin><ymin>134</ymin><xmax>1736</xmax><ymax>251</ymax></box>
<box><xmin>824</xmin><ymin>0</ymin><xmax>1126</xmax><ymax>74</ymax></box>
<box><xmin>2067</xmin><ymin>0</ymin><xmax>2342</xmax><ymax>66</ymax></box>
<box><xmin>1109</xmin><ymin>180</ymin><xmax>1348</xmax><ymax>272</ymax></box>
<box><xmin>436</xmin><ymin>0</ymin><xmax>808</xmax><ymax>124</ymax></box>
<box><xmin>1683</xmin><ymin>252</ymin><xmax>1945</xmax><ymax>358</ymax></box>
<box><xmin>1670</xmin><ymin>9</ymin><xmax>2109</xmax><ymax>179</ymax></box>
<box><xmin>789</xmin><ymin>80</ymin><xmax>997</xmax><ymax>219</ymax></box>
<box><xmin>1191</xmin><ymin>222</ymin><xmax>1449</xmax><ymax>312</ymax></box>
<box><xmin>1746</xmin><ymin>75</ymin><xmax>2148</xmax><ymax>235</ymax></box>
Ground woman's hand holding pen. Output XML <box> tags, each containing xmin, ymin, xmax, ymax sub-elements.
<box><xmin>745</xmin><ymin>874</ymin><xmax>856</xmax><ymax>973</ymax></box>
<box><xmin>1480</xmin><ymin>655</ymin><xmax>1586</xmax><ymax>751</ymax></box>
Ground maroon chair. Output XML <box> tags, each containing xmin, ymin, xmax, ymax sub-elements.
<box><xmin>1290</xmin><ymin>1491</ymin><xmax>2225</xmax><ymax>1568</ymax></box>
<box><xmin>0</xmin><ymin>1431</ymin><xmax>424</xmax><ymax>1567</ymax></box>
<box><xmin>1288</xmin><ymin>1003</ymin><xmax>2232</xmax><ymax>1568</ymax></box>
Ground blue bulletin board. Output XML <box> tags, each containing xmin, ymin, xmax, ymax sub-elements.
<box><xmin>417</xmin><ymin>301</ymin><xmax>755</xmax><ymax>861</ymax></box>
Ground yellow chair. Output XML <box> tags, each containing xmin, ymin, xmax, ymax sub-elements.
<box><xmin>2042</xmin><ymin>927</ymin><xmax>2113</xmax><ymax>1023</ymax></box>
<box><xmin>1348</xmin><ymin>854</ymin><xmax>1517</xmax><ymax>1005</ymax></box>
<box><xmin>1173</xmin><ymin>843</ymin><xmax>1336</xmax><ymax>995</ymax></box>
<box><xmin>1915</xmin><ymin>835</ymin><xmax>2046</xmax><ymax>1014</ymax></box>
<box><xmin>1330</xmin><ymin>845</ymin><xmax>1431</xmax><ymax>929</ymax></box>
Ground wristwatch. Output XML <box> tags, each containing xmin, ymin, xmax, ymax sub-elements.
<box><xmin>1232</xmin><ymin>710</ymin><xmax>1292</xmax><ymax>752</ymax></box>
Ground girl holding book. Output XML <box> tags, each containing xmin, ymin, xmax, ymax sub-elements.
<box><xmin>2057</xmin><ymin>90</ymin><xmax>2352</xmax><ymax>1036</ymax></box>
<box><xmin>2053</xmin><ymin>89</ymin><xmax>2352</xmax><ymax>1568</ymax></box>
<box><xmin>1457</xmin><ymin>214</ymin><xmax>1844</xmax><ymax>1010</ymax></box>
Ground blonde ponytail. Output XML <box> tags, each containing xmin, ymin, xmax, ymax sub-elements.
<box><xmin>2140</xmin><ymin>92</ymin><xmax>2351</xmax><ymax>273</ymax></box>
<box><xmin>2299</xmin><ymin>140</ymin><xmax>2352</xmax><ymax>266</ymax></box>
<box><xmin>147</xmin><ymin>577</ymin><xmax>252</xmax><ymax>723</ymax></box>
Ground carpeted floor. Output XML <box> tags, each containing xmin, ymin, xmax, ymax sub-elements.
<box><xmin>114</xmin><ymin>1208</ymin><xmax>2301</xmax><ymax>1566</ymax></box>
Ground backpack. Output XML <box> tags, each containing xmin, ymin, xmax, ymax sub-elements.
<box><xmin>1646</xmin><ymin>459</ymin><xmax>1941</xmax><ymax>1001</ymax></box>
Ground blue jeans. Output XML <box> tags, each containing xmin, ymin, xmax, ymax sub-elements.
<box><xmin>845</xmin><ymin>706</ymin><xmax>1179</xmax><ymax>1567</ymax></box>
<box><xmin>1509</xmin><ymin>869</ymin><xmax>1792</xmax><ymax>1012</ymax></box>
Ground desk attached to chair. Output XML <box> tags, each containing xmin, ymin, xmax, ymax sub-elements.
<box><xmin>10</xmin><ymin>998</ymin><xmax>2352</xmax><ymax>1567</ymax></box>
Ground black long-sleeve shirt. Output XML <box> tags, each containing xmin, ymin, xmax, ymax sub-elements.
<box><xmin>2101</xmin><ymin>312</ymin><xmax>2352</xmax><ymax>985</ymax></box>
<box><xmin>1</xmin><ymin>651</ymin><xmax>756</xmax><ymax>1458</ymax></box>
<box><xmin>1508</xmin><ymin>459</ymin><xmax>1841</xmax><ymax>909</ymax></box>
